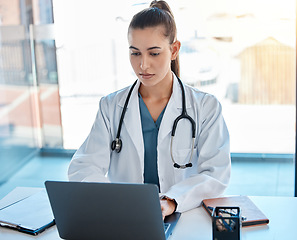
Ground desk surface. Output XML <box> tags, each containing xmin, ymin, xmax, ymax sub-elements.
<box><xmin>0</xmin><ymin>187</ymin><xmax>296</xmax><ymax>240</ymax></box>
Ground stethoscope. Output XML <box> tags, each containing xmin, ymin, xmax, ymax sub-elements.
<box><xmin>111</xmin><ymin>77</ymin><xmax>196</xmax><ymax>169</ymax></box>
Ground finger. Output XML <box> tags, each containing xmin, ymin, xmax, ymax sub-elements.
<box><xmin>160</xmin><ymin>200</ymin><xmax>166</xmax><ymax>220</ymax></box>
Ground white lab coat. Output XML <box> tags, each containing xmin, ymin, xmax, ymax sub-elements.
<box><xmin>68</xmin><ymin>74</ymin><xmax>231</xmax><ymax>213</ymax></box>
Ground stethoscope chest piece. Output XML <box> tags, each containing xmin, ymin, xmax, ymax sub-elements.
<box><xmin>111</xmin><ymin>138</ymin><xmax>122</xmax><ymax>153</ymax></box>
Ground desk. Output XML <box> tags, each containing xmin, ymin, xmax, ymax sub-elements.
<box><xmin>0</xmin><ymin>187</ymin><xmax>296</xmax><ymax>240</ymax></box>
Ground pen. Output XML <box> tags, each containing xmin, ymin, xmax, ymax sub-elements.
<box><xmin>207</xmin><ymin>206</ymin><xmax>247</xmax><ymax>221</ymax></box>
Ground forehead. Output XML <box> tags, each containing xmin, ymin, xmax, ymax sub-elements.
<box><xmin>128</xmin><ymin>26</ymin><xmax>170</xmax><ymax>48</ymax></box>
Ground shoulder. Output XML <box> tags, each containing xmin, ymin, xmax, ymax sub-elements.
<box><xmin>95</xmin><ymin>84</ymin><xmax>135</xmax><ymax>125</ymax></box>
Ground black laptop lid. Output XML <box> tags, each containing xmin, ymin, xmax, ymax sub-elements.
<box><xmin>45</xmin><ymin>181</ymin><xmax>168</xmax><ymax>240</ymax></box>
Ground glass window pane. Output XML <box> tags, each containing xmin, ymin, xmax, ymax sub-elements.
<box><xmin>0</xmin><ymin>24</ymin><xmax>39</xmax><ymax>181</ymax></box>
<box><xmin>52</xmin><ymin>0</ymin><xmax>295</xmax><ymax>196</ymax></box>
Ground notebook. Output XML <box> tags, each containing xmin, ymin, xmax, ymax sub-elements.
<box><xmin>0</xmin><ymin>189</ymin><xmax>55</xmax><ymax>235</ymax></box>
<box><xmin>202</xmin><ymin>195</ymin><xmax>269</xmax><ymax>227</ymax></box>
<box><xmin>45</xmin><ymin>181</ymin><xmax>180</xmax><ymax>240</ymax></box>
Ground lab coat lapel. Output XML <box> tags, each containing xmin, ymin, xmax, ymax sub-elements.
<box><xmin>158</xmin><ymin>75</ymin><xmax>186</xmax><ymax>144</ymax></box>
<box><xmin>118</xmin><ymin>80</ymin><xmax>144</xmax><ymax>164</ymax></box>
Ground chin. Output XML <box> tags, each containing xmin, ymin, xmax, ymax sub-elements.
<box><xmin>139</xmin><ymin>80</ymin><xmax>156</xmax><ymax>87</ymax></box>
<box><xmin>138</xmin><ymin>75</ymin><xmax>154</xmax><ymax>83</ymax></box>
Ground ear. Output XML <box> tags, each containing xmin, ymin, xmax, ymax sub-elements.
<box><xmin>171</xmin><ymin>40</ymin><xmax>181</xmax><ymax>60</ymax></box>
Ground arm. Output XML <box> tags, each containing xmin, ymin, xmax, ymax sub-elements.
<box><xmin>68</xmin><ymin>97</ymin><xmax>112</xmax><ymax>182</ymax></box>
<box><xmin>163</xmin><ymin>94</ymin><xmax>231</xmax><ymax>212</ymax></box>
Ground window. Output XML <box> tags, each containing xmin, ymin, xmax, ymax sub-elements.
<box><xmin>1</xmin><ymin>0</ymin><xmax>294</xmax><ymax>196</ymax></box>
<box><xmin>53</xmin><ymin>0</ymin><xmax>295</xmax><ymax>196</ymax></box>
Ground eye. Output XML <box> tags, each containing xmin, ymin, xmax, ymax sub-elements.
<box><xmin>150</xmin><ymin>52</ymin><xmax>160</xmax><ymax>56</ymax></box>
<box><xmin>131</xmin><ymin>52</ymin><xmax>140</xmax><ymax>56</ymax></box>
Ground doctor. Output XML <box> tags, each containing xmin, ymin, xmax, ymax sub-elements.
<box><xmin>68</xmin><ymin>0</ymin><xmax>231</xmax><ymax>219</ymax></box>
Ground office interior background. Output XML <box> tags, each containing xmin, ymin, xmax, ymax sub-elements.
<box><xmin>0</xmin><ymin>0</ymin><xmax>296</xmax><ymax>199</ymax></box>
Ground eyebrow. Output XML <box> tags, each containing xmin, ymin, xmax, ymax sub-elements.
<box><xmin>129</xmin><ymin>46</ymin><xmax>161</xmax><ymax>51</ymax></box>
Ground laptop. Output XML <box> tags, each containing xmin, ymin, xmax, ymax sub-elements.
<box><xmin>45</xmin><ymin>181</ymin><xmax>180</xmax><ymax>240</ymax></box>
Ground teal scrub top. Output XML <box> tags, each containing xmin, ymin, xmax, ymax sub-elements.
<box><xmin>138</xmin><ymin>93</ymin><xmax>166</xmax><ymax>190</ymax></box>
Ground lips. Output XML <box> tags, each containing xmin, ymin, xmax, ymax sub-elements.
<box><xmin>139</xmin><ymin>73</ymin><xmax>155</xmax><ymax>79</ymax></box>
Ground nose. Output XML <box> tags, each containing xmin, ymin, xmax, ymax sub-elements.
<box><xmin>140</xmin><ymin>55</ymin><xmax>149</xmax><ymax>71</ymax></box>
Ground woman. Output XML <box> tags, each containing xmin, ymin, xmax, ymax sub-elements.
<box><xmin>68</xmin><ymin>0</ymin><xmax>231</xmax><ymax>218</ymax></box>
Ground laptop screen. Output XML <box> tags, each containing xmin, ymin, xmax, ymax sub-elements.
<box><xmin>45</xmin><ymin>181</ymin><xmax>180</xmax><ymax>240</ymax></box>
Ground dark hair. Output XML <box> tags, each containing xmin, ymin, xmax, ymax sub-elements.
<box><xmin>128</xmin><ymin>0</ymin><xmax>180</xmax><ymax>77</ymax></box>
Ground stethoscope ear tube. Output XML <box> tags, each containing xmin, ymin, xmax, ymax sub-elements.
<box><xmin>171</xmin><ymin>114</ymin><xmax>196</xmax><ymax>138</ymax></box>
<box><xmin>111</xmin><ymin>80</ymin><xmax>138</xmax><ymax>153</ymax></box>
<box><xmin>170</xmin><ymin>78</ymin><xmax>196</xmax><ymax>169</ymax></box>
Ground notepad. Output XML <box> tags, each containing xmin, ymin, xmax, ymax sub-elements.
<box><xmin>0</xmin><ymin>189</ymin><xmax>55</xmax><ymax>235</ymax></box>
<box><xmin>202</xmin><ymin>196</ymin><xmax>269</xmax><ymax>227</ymax></box>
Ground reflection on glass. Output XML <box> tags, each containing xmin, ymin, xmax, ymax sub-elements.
<box><xmin>34</xmin><ymin>36</ymin><xmax>63</xmax><ymax>148</ymax></box>
<box><xmin>32</xmin><ymin>0</ymin><xmax>63</xmax><ymax>148</ymax></box>
<box><xmin>0</xmin><ymin>0</ymin><xmax>62</xmax><ymax>182</ymax></box>
<box><xmin>0</xmin><ymin>24</ymin><xmax>39</xmax><ymax>181</ymax></box>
